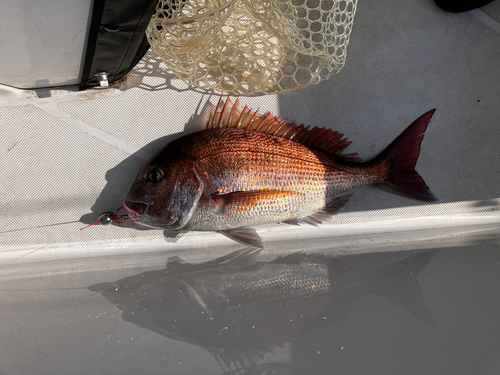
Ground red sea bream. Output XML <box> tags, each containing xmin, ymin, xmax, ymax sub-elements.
<box><xmin>124</xmin><ymin>96</ymin><xmax>438</xmax><ymax>247</ymax></box>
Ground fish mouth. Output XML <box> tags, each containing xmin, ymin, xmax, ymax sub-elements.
<box><xmin>124</xmin><ymin>200</ymin><xmax>178</xmax><ymax>229</ymax></box>
<box><xmin>123</xmin><ymin>200</ymin><xmax>148</xmax><ymax>217</ymax></box>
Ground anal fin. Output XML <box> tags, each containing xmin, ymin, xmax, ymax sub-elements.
<box><xmin>297</xmin><ymin>193</ymin><xmax>354</xmax><ymax>226</ymax></box>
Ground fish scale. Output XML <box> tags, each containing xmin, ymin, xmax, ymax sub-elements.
<box><xmin>189</xmin><ymin>128</ymin><xmax>379</xmax><ymax>230</ymax></box>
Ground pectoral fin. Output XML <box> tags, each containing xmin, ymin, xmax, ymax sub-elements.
<box><xmin>210</xmin><ymin>190</ymin><xmax>301</xmax><ymax>214</ymax></box>
<box><xmin>219</xmin><ymin>227</ymin><xmax>263</xmax><ymax>248</ymax></box>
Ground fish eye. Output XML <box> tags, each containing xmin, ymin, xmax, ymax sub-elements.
<box><xmin>148</xmin><ymin>166</ymin><xmax>165</xmax><ymax>183</ymax></box>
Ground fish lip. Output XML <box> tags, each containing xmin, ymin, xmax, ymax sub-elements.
<box><xmin>123</xmin><ymin>200</ymin><xmax>147</xmax><ymax>217</ymax></box>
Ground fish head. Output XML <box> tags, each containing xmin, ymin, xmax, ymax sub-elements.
<box><xmin>124</xmin><ymin>139</ymin><xmax>203</xmax><ymax>230</ymax></box>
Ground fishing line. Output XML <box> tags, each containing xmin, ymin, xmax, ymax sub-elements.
<box><xmin>0</xmin><ymin>221</ymin><xmax>81</xmax><ymax>234</ymax></box>
<box><xmin>0</xmin><ymin>209</ymin><xmax>135</xmax><ymax>234</ymax></box>
<box><xmin>0</xmin><ymin>287</ymin><xmax>91</xmax><ymax>292</ymax></box>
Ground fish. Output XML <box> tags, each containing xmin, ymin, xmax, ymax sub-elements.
<box><xmin>89</xmin><ymin>249</ymin><xmax>437</xmax><ymax>372</ymax></box>
<box><xmin>124</xmin><ymin>95</ymin><xmax>438</xmax><ymax>247</ymax></box>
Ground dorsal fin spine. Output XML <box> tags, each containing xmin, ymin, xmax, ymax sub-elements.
<box><xmin>272</xmin><ymin>119</ymin><xmax>287</xmax><ymax>136</ymax></box>
<box><xmin>255</xmin><ymin>112</ymin><xmax>270</xmax><ymax>132</ymax></box>
<box><xmin>263</xmin><ymin>114</ymin><xmax>279</xmax><ymax>134</ymax></box>
<box><xmin>319</xmin><ymin>130</ymin><xmax>339</xmax><ymax>149</ymax></box>
<box><xmin>213</xmin><ymin>95</ymin><xmax>224</xmax><ymax>128</ymax></box>
<box><xmin>299</xmin><ymin>128</ymin><xmax>323</xmax><ymax>144</ymax></box>
<box><xmin>283</xmin><ymin>124</ymin><xmax>299</xmax><ymax>140</ymax></box>
<box><xmin>248</xmin><ymin>108</ymin><xmax>260</xmax><ymax>130</ymax></box>
<box><xmin>208</xmin><ymin>111</ymin><xmax>214</xmax><ymax>129</ymax></box>
<box><xmin>219</xmin><ymin>97</ymin><xmax>231</xmax><ymax>128</ymax></box>
<box><xmin>309</xmin><ymin>128</ymin><xmax>326</xmax><ymax>145</ymax></box>
<box><xmin>318</xmin><ymin>134</ymin><xmax>331</xmax><ymax>149</ymax></box>
<box><xmin>271</xmin><ymin>118</ymin><xmax>285</xmax><ymax>134</ymax></box>
<box><xmin>289</xmin><ymin>125</ymin><xmax>307</xmax><ymax>141</ymax></box>
<box><xmin>227</xmin><ymin>98</ymin><xmax>238</xmax><ymax>127</ymax></box>
<box><xmin>237</xmin><ymin>105</ymin><xmax>248</xmax><ymax>128</ymax></box>
<box><xmin>241</xmin><ymin>108</ymin><xmax>254</xmax><ymax>130</ymax></box>
<box><xmin>300</xmin><ymin>126</ymin><xmax>318</xmax><ymax>144</ymax></box>
<box><xmin>261</xmin><ymin>117</ymin><xmax>275</xmax><ymax>134</ymax></box>
<box><xmin>254</xmin><ymin>113</ymin><xmax>266</xmax><ymax>132</ymax></box>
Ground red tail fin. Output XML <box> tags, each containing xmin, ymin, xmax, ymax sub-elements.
<box><xmin>374</xmin><ymin>109</ymin><xmax>439</xmax><ymax>202</ymax></box>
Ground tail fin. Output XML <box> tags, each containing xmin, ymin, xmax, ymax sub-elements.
<box><xmin>374</xmin><ymin>109</ymin><xmax>439</xmax><ymax>202</ymax></box>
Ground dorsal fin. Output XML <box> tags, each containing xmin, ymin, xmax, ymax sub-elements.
<box><xmin>207</xmin><ymin>94</ymin><xmax>362</xmax><ymax>160</ymax></box>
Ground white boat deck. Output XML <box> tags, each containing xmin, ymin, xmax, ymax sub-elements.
<box><xmin>2</xmin><ymin>0</ymin><xmax>499</xmax><ymax>267</ymax></box>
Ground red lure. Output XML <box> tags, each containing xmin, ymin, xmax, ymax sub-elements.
<box><xmin>80</xmin><ymin>209</ymin><xmax>136</xmax><ymax>230</ymax></box>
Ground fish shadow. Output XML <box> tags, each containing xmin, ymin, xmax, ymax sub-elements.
<box><xmin>88</xmin><ymin>248</ymin><xmax>438</xmax><ymax>374</ymax></box>
<box><xmin>79</xmin><ymin>97</ymin><xmax>211</xmax><ymax>229</ymax></box>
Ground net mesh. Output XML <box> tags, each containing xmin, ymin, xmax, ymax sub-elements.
<box><xmin>146</xmin><ymin>0</ymin><xmax>357</xmax><ymax>95</ymax></box>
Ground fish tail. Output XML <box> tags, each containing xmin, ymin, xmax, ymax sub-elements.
<box><xmin>373</xmin><ymin>109</ymin><xmax>439</xmax><ymax>202</ymax></box>
<box><xmin>372</xmin><ymin>251</ymin><xmax>437</xmax><ymax>324</ymax></box>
